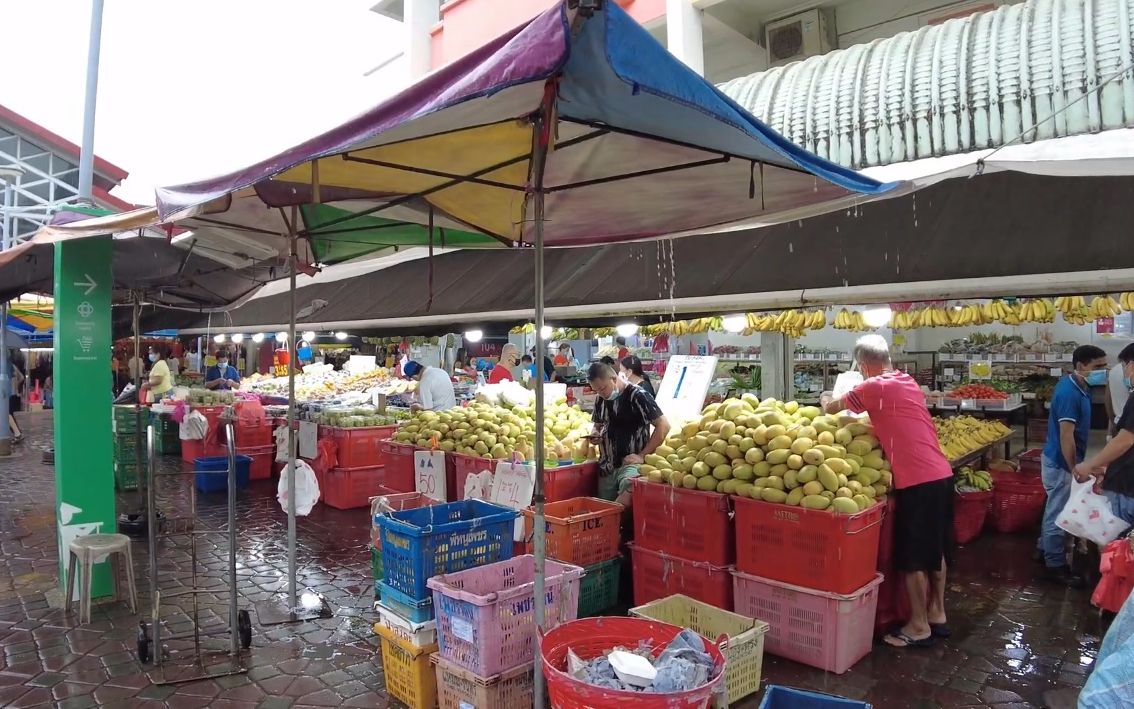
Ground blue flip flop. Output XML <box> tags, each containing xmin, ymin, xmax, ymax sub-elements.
<box><xmin>885</xmin><ymin>630</ymin><xmax>935</xmax><ymax>648</ymax></box>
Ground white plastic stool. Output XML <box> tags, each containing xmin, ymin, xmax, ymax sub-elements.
<box><xmin>65</xmin><ymin>533</ymin><xmax>138</xmax><ymax>624</ymax></box>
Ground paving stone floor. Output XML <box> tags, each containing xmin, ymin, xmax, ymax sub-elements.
<box><xmin>0</xmin><ymin>411</ymin><xmax>1105</xmax><ymax>707</ymax></box>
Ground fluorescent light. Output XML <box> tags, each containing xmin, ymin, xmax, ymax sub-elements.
<box><xmin>615</xmin><ymin>323</ymin><xmax>639</xmax><ymax>338</ymax></box>
<box><xmin>335</xmin><ymin>331</ymin><xmax>348</xmax><ymax>341</ymax></box>
<box><xmin>464</xmin><ymin>330</ymin><xmax>483</xmax><ymax>343</ymax></box>
<box><xmin>862</xmin><ymin>306</ymin><xmax>892</xmax><ymax>328</ymax></box>
<box><xmin>213</xmin><ymin>334</ymin><xmax>225</xmax><ymax>343</ymax></box>
<box><xmin>231</xmin><ymin>333</ymin><xmax>244</xmax><ymax>343</ymax></box>
<box><xmin>722</xmin><ymin>315</ymin><xmax>746</xmax><ymax>333</ymax></box>
<box><xmin>540</xmin><ymin>325</ymin><xmax>553</xmax><ymax>339</ymax></box>
<box><xmin>275</xmin><ymin>332</ymin><xmax>288</xmax><ymax>343</ymax></box>
<box><xmin>302</xmin><ymin>330</ymin><xmax>317</xmax><ymax>341</ymax></box>
<box><xmin>251</xmin><ymin>333</ymin><xmax>265</xmax><ymax>343</ymax></box>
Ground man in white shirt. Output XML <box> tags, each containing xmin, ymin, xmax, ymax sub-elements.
<box><xmin>126</xmin><ymin>350</ymin><xmax>145</xmax><ymax>382</ymax></box>
<box><xmin>404</xmin><ymin>361</ymin><xmax>456</xmax><ymax>412</ymax></box>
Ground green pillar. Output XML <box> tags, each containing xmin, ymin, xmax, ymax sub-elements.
<box><xmin>54</xmin><ymin>236</ymin><xmax>115</xmax><ymax>598</ymax></box>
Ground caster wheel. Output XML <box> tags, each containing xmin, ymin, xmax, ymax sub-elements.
<box><xmin>237</xmin><ymin>609</ymin><xmax>252</xmax><ymax>649</ymax></box>
<box><xmin>136</xmin><ymin>622</ymin><xmax>151</xmax><ymax>664</ymax></box>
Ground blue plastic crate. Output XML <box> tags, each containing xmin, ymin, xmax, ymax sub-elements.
<box><xmin>193</xmin><ymin>455</ymin><xmax>252</xmax><ymax>493</ymax></box>
<box><xmin>377</xmin><ymin>581</ymin><xmax>435</xmax><ymax>623</ymax></box>
<box><xmin>376</xmin><ymin>499</ymin><xmax>518</xmax><ymax>601</ymax></box>
<box><xmin>759</xmin><ymin>686</ymin><xmax>872</xmax><ymax>709</ymax></box>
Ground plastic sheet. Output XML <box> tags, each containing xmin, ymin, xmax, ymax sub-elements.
<box><xmin>572</xmin><ymin>629</ymin><xmax>714</xmax><ymax>693</ymax></box>
<box><xmin>1079</xmin><ymin>589</ymin><xmax>1134</xmax><ymax>707</ymax></box>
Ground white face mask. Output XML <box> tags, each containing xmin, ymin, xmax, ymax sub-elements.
<box><xmin>217</xmin><ymin>360</ymin><xmax>228</xmax><ymax>368</ymax></box>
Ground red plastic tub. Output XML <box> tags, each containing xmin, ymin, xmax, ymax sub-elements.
<box><xmin>953</xmin><ymin>490</ymin><xmax>993</xmax><ymax>544</ymax></box>
<box><xmin>732</xmin><ymin>495</ymin><xmax>884</xmax><ymax>594</ymax></box>
<box><xmin>322</xmin><ymin>465</ymin><xmax>387</xmax><ymax>510</ymax></box>
<box><xmin>988</xmin><ymin>479</ymin><xmax>1046</xmax><ymax>533</ymax></box>
<box><xmin>329</xmin><ymin>425</ymin><xmax>398</xmax><ymax>470</ymax></box>
<box><xmin>631</xmin><ymin>479</ymin><xmax>734</xmax><ymax>566</ymax></box>
<box><xmin>629</xmin><ymin>543</ymin><xmax>733</xmax><ymax>610</ymax></box>
<box><xmin>380</xmin><ymin>441</ymin><xmax>420</xmax><ymax>493</ymax></box>
<box><xmin>238</xmin><ymin>444</ymin><xmax>275</xmax><ymax>480</ymax></box>
<box><xmin>541</xmin><ymin>617</ymin><xmax>726</xmax><ymax>709</ymax></box>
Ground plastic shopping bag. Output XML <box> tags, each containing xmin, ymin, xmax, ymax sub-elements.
<box><xmin>1079</xmin><ymin>587</ymin><xmax>1134</xmax><ymax>707</ymax></box>
<box><xmin>1056</xmin><ymin>479</ymin><xmax>1128</xmax><ymax>546</ymax></box>
<box><xmin>179</xmin><ymin>410</ymin><xmax>208</xmax><ymax>441</ymax></box>
<box><xmin>277</xmin><ymin>459</ymin><xmax>321</xmax><ymax>516</ymax></box>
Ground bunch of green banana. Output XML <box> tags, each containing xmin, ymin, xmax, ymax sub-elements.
<box><xmin>954</xmin><ymin>466</ymin><xmax>992</xmax><ymax>492</ymax></box>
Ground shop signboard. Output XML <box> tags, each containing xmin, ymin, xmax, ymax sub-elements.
<box><xmin>53</xmin><ymin>236</ymin><xmax>115</xmax><ymax>597</ymax></box>
<box><xmin>654</xmin><ymin>355</ymin><xmax>718</xmax><ymax>426</ymax></box>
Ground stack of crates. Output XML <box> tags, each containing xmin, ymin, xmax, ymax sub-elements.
<box><xmin>373</xmin><ymin>499</ymin><xmax>519</xmax><ymax>709</ymax></box>
<box><xmin>149</xmin><ymin>410</ymin><xmax>180</xmax><ymax>456</ymax></box>
<box><xmin>112</xmin><ymin>405</ymin><xmax>146</xmax><ymax>491</ymax></box>
<box><xmin>521</xmin><ymin>497</ymin><xmax>624</xmax><ymax>616</ymax></box>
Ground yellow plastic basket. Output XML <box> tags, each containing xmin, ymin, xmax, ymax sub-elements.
<box><xmin>629</xmin><ymin>593</ymin><xmax>769</xmax><ymax>705</ymax></box>
<box><xmin>376</xmin><ymin>623</ymin><xmax>439</xmax><ymax>709</ymax></box>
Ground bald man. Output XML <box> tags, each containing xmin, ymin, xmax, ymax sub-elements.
<box><xmin>488</xmin><ymin>344</ymin><xmax>519</xmax><ymax>384</ymax></box>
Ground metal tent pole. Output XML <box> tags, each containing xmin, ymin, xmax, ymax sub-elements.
<box><xmin>286</xmin><ymin>218</ymin><xmax>298</xmax><ymax>613</ymax></box>
<box><xmin>77</xmin><ymin>0</ymin><xmax>104</xmax><ymax>203</ymax></box>
<box><xmin>530</xmin><ymin>84</ymin><xmax>554</xmax><ymax>709</ymax></box>
<box><xmin>0</xmin><ymin>172</ymin><xmax>16</xmax><ymax>456</ymax></box>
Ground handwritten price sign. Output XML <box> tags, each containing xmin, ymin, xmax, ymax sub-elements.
<box><xmin>489</xmin><ymin>459</ymin><xmax>535</xmax><ymax>542</ymax></box>
<box><xmin>414</xmin><ymin>450</ymin><xmax>447</xmax><ymax>501</ymax></box>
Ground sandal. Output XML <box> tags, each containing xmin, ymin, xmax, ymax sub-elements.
<box><xmin>930</xmin><ymin>623</ymin><xmax>951</xmax><ymax>638</ymax></box>
<box><xmin>884</xmin><ymin>630</ymin><xmax>934</xmax><ymax>648</ymax></box>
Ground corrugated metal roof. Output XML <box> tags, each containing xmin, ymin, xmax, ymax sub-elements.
<box><xmin>719</xmin><ymin>0</ymin><xmax>1134</xmax><ymax>169</ymax></box>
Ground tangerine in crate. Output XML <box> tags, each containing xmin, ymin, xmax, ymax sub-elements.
<box><xmin>522</xmin><ymin>496</ymin><xmax>622</xmax><ymax>566</ymax></box>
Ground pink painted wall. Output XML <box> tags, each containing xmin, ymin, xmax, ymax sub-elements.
<box><xmin>431</xmin><ymin>0</ymin><xmax>666</xmax><ymax>68</ymax></box>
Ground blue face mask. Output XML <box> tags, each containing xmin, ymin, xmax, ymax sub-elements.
<box><xmin>1125</xmin><ymin>376</ymin><xmax>1132</xmax><ymax>390</ymax></box>
<box><xmin>1084</xmin><ymin>369</ymin><xmax>1108</xmax><ymax>386</ymax></box>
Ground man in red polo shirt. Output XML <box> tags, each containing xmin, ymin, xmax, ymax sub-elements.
<box><xmin>822</xmin><ymin>334</ymin><xmax>954</xmax><ymax>649</ymax></box>
<box><xmin>487</xmin><ymin>344</ymin><xmax>520</xmax><ymax>385</ymax></box>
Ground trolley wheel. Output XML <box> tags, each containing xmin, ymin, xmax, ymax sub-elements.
<box><xmin>136</xmin><ymin>622</ymin><xmax>151</xmax><ymax>664</ymax></box>
<box><xmin>237</xmin><ymin>609</ymin><xmax>252</xmax><ymax>649</ymax></box>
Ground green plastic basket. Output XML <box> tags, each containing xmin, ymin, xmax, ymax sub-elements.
<box><xmin>371</xmin><ymin>545</ymin><xmax>383</xmax><ymax>584</ymax></box>
<box><xmin>155</xmin><ymin>433</ymin><xmax>181</xmax><ymax>455</ymax></box>
<box><xmin>577</xmin><ymin>556</ymin><xmax>621</xmax><ymax>617</ymax></box>
<box><xmin>114</xmin><ymin>460</ymin><xmax>142</xmax><ymax>491</ymax></box>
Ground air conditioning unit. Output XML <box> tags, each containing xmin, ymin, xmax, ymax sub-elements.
<box><xmin>765</xmin><ymin>9</ymin><xmax>833</xmax><ymax>68</ymax></box>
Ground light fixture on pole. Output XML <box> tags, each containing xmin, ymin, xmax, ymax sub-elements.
<box><xmin>862</xmin><ymin>305</ymin><xmax>893</xmax><ymax>328</ymax></box>
<box><xmin>275</xmin><ymin>332</ymin><xmax>288</xmax><ymax>343</ymax></box>
<box><xmin>302</xmin><ymin>331</ymin><xmax>317</xmax><ymax>342</ymax></box>
<box><xmin>540</xmin><ymin>325</ymin><xmax>553</xmax><ymax>339</ymax></box>
<box><xmin>722</xmin><ymin>315</ymin><xmax>746</xmax><ymax>333</ymax></box>
<box><xmin>335</xmin><ymin>331</ymin><xmax>348</xmax><ymax>341</ymax></box>
<box><xmin>213</xmin><ymin>333</ymin><xmax>225</xmax><ymax>344</ymax></box>
<box><xmin>464</xmin><ymin>330</ymin><xmax>483</xmax><ymax>343</ymax></box>
<box><xmin>615</xmin><ymin>323</ymin><xmax>639</xmax><ymax>338</ymax></box>
<box><xmin>251</xmin><ymin>333</ymin><xmax>265</xmax><ymax>343</ymax></box>
<box><xmin>231</xmin><ymin>333</ymin><xmax>244</xmax><ymax>343</ymax></box>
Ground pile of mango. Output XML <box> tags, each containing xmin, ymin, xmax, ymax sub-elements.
<box><xmin>641</xmin><ymin>395</ymin><xmax>890</xmax><ymax>514</ymax></box>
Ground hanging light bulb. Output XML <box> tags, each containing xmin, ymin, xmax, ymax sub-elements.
<box><xmin>335</xmin><ymin>331</ymin><xmax>348</xmax><ymax>341</ymax></box>
<box><xmin>464</xmin><ymin>330</ymin><xmax>483</xmax><ymax>343</ymax></box>
<box><xmin>540</xmin><ymin>325</ymin><xmax>553</xmax><ymax>339</ymax></box>
<box><xmin>862</xmin><ymin>306</ymin><xmax>893</xmax><ymax>328</ymax></box>
<box><xmin>615</xmin><ymin>323</ymin><xmax>639</xmax><ymax>338</ymax></box>
<box><xmin>213</xmin><ymin>334</ymin><xmax>225</xmax><ymax>344</ymax></box>
<box><xmin>251</xmin><ymin>333</ymin><xmax>265</xmax><ymax>343</ymax></box>
<box><xmin>722</xmin><ymin>315</ymin><xmax>746</xmax><ymax>333</ymax></box>
<box><xmin>302</xmin><ymin>331</ymin><xmax>317</xmax><ymax>342</ymax></box>
<box><xmin>231</xmin><ymin>333</ymin><xmax>245</xmax><ymax>343</ymax></box>
<box><xmin>275</xmin><ymin>332</ymin><xmax>288</xmax><ymax>343</ymax></box>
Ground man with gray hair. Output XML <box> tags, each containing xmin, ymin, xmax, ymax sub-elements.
<box><xmin>822</xmin><ymin>333</ymin><xmax>954</xmax><ymax>649</ymax></box>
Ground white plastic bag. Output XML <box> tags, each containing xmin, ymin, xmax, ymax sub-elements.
<box><xmin>1056</xmin><ymin>479</ymin><xmax>1128</xmax><ymax>546</ymax></box>
<box><xmin>179</xmin><ymin>410</ymin><xmax>208</xmax><ymax>441</ymax></box>
<box><xmin>277</xmin><ymin>459</ymin><xmax>320</xmax><ymax>516</ymax></box>
<box><xmin>833</xmin><ymin>370</ymin><xmax>864</xmax><ymax>400</ymax></box>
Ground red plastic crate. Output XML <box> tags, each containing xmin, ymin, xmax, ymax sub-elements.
<box><xmin>733</xmin><ymin>570</ymin><xmax>882</xmax><ymax>674</ymax></box>
<box><xmin>733</xmin><ymin>495</ymin><xmax>884</xmax><ymax>595</ymax></box>
<box><xmin>630</xmin><ymin>479</ymin><xmax>734</xmax><ymax>566</ymax></box>
<box><xmin>232</xmin><ymin>423</ymin><xmax>273</xmax><ymax>448</ymax></box>
<box><xmin>322</xmin><ymin>465</ymin><xmax>388</xmax><ymax>510</ymax></box>
<box><xmin>452</xmin><ymin>454</ymin><xmax>598</xmax><ymax>503</ymax></box>
<box><xmin>988</xmin><ymin>479</ymin><xmax>1046</xmax><ymax>533</ymax></box>
<box><xmin>628</xmin><ymin>543</ymin><xmax>733</xmax><ymax>609</ymax></box>
<box><xmin>238</xmin><ymin>445</ymin><xmax>274</xmax><ymax>480</ymax></box>
<box><xmin>873</xmin><ymin>497</ymin><xmax>908</xmax><ymax>637</ymax></box>
<box><xmin>328</xmin><ymin>425</ymin><xmax>398</xmax><ymax>470</ymax></box>
<box><xmin>954</xmin><ymin>490</ymin><xmax>993</xmax><ymax>544</ymax></box>
<box><xmin>380</xmin><ymin>441</ymin><xmax>417</xmax><ymax>493</ymax></box>
<box><xmin>181</xmin><ymin>438</ymin><xmax>205</xmax><ymax>464</ymax></box>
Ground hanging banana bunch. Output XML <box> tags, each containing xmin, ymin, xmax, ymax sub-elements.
<box><xmin>1121</xmin><ymin>292</ymin><xmax>1134</xmax><ymax>312</ymax></box>
<box><xmin>1089</xmin><ymin>294</ymin><xmax>1122</xmax><ymax>320</ymax></box>
<box><xmin>1053</xmin><ymin>295</ymin><xmax>1089</xmax><ymax>324</ymax></box>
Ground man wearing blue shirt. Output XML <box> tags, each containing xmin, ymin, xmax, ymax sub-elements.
<box><xmin>1039</xmin><ymin>344</ymin><xmax>1108</xmax><ymax>587</ymax></box>
<box><xmin>204</xmin><ymin>351</ymin><xmax>242</xmax><ymax>391</ymax></box>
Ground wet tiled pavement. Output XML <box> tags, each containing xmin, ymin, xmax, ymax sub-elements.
<box><xmin>0</xmin><ymin>411</ymin><xmax>1105</xmax><ymax>707</ymax></box>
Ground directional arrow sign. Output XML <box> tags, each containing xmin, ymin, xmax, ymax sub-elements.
<box><xmin>73</xmin><ymin>273</ymin><xmax>98</xmax><ymax>295</ymax></box>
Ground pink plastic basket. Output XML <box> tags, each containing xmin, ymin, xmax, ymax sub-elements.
<box><xmin>426</xmin><ymin>554</ymin><xmax>584</xmax><ymax>676</ymax></box>
<box><xmin>732</xmin><ymin>571</ymin><xmax>882</xmax><ymax>675</ymax></box>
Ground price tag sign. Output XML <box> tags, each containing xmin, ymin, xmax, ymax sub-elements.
<box><xmin>1044</xmin><ymin>354</ymin><xmax>1060</xmax><ymax>363</ymax></box>
<box><xmin>942</xmin><ymin>368</ymin><xmax>954</xmax><ymax>377</ymax></box>
<box><xmin>654</xmin><ymin>355</ymin><xmax>719</xmax><ymax>427</ymax></box>
<box><xmin>414</xmin><ymin>450</ymin><xmax>448</xmax><ymax>501</ymax></box>
<box><xmin>298</xmin><ymin>420</ymin><xmax>318</xmax><ymax>459</ymax></box>
<box><xmin>1049</xmin><ymin>367</ymin><xmax>1063</xmax><ymax>377</ymax></box>
<box><xmin>489</xmin><ymin>459</ymin><xmax>535</xmax><ymax>542</ymax></box>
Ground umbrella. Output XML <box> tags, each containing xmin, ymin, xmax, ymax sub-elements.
<box><xmin>32</xmin><ymin>1</ymin><xmax>896</xmax><ymax>687</ymax></box>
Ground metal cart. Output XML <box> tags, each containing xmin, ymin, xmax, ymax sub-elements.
<box><xmin>136</xmin><ymin>416</ymin><xmax>251</xmax><ymax>683</ymax></box>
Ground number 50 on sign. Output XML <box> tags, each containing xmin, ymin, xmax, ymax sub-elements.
<box><xmin>413</xmin><ymin>450</ymin><xmax>447</xmax><ymax>501</ymax></box>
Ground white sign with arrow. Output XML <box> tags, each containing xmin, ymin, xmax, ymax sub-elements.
<box><xmin>73</xmin><ymin>274</ymin><xmax>98</xmax><ymax>295</ymax></box>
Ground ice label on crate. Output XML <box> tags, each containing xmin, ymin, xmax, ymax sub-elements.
<box><xmin>450</xmin><ymin>616</ymin><xmax>475</xmax><ymax>643</ymax></box>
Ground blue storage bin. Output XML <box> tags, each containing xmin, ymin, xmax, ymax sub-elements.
<box><xmin>759</xmin><ymin>686</ymin><xmax>872</xmax><ymax>709</ymax></box>
<box><xmin>377</xmin><ymin>581</ymin><xmax>434</xmax><ymax>623</ymax></box>
<box><xmin>194</xmin><ymin>455</ymin><xmax>252</xmax><ymax>493</ymax></box>
<box><xmin>376</xmin><ymin>499</ymin><xmax>518</xmax><ymax>601</ymax></box>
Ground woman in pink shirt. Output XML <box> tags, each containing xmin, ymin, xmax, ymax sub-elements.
<box><xmin>822</xmin><ymin>334</ymin><xmax>954</xmax><ymax>649</ymax></box>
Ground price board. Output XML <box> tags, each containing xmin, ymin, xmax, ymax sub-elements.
<box><xmin>489</xmin><ymin>459</ymin><xmax>535</xmax><ymax>542</ymax></box>
<box><xmin>654</xmin><ymin>355</ymin><xmax>718</xmax><ymax>426</ymax></box>
<box><xmin>414</xmin><ymin>450</ymin><xmax>448</xmax><ymax>501</ymax></box>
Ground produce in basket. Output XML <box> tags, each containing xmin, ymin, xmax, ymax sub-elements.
<box><xmin>954</xmin><ymin>466</ymin><xmax>993</xmax><ymax>492</ymax></box>
<box><xmin>947</xmin><ymin>383</ymin><xmax>1008</xmax><ymax>400</ymax></box>
<box><xmin>640</xmin><ymin>395</ymin><xmax>889</xmax><ymax>514</ymax></box>
<box><xmin>934</xmin><ymin>416</ymin><xmax>1011</xmax><ymax>460</ymax></box>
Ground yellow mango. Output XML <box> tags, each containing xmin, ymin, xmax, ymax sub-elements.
<box><xmin>802</xmin><ymin>480</ymin><xmax>824</xmax><ymax>496</ymax></box>
<box><xmin>818</xmin><ymin>464</ymin><xmax>840</xmax><ymax>492</ymax></box>
<box><xmin>766</xmin><ymin>449</ymin><xmax>791</xmax><ymax>465</ymax></box>
<box><xmin>847</xmin><ymin>440</ymin><xmax>874</xmax><ymax>457</ymax></box>
<box><xmin>760</xmin><ymin>487</ymin><xmax>789</xmax><ymax>503</ymax></box>
<box><xmin>768</xmin><ymin>435</ymin><xmax>793</xmax><ymax>451</ymax></box>
<box><xmin>769</xmin><ymin>463</ymin><xmax>790</xmax><ymax>477</ymax></box>
<box><xmin>797</xmin><ymin>465</ymin><xmax>818</xmax><ymax>483</ymax></box>
<box><xmin>831</xmin><ymin>497</ymin><xmax>859</xmax><ymax>514</ymax></box>
<box><xmin>745</xmin><ymin>447</ymin><xmax>765</xmax><ymax>465</ymax></box>
<box><xmin>801</xmin><ymin>494</ymin><xmax>831</xmax><ymax>510</ymax></box>
<box><xmin>753</xmin><ymin>461</ymin><xmax>772</xmax><ymax>477</ymax></box>
<box><xmin>786</xmin><ymin>487</ymin><xmax>806</xmax><ymax>506</ymax></box>
<box><xmin>825</xmin><ymin>458</ymin><xmax>851</xmax><ymax>476</ymax></box>
<box><xmin>790</xmin><ymin>438</ymin><xmax>814</xmax><ymax>455</ymax></box>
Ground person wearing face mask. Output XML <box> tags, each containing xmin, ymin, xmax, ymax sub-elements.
<box><xmin>488</xmin><ymin>343</ymin><xmax>520</xmax><ymax>384</ymax></box>
<box><xmin>139</xmin><ymin>344</ymin><xmax>174</xmax><ymax>403</ymax></box>
<box><xmin>587</xmin><ymin>362</ymin><xmax>670</xmax><ymax>505</ymax></box>
<box><xmin>204</xmin><ymin>351</ymin><xmax>242</xmax><ymax>391</ymax></box>
<box><xmin>1074</xmin><ymin>343</ymin><xmax>1134</xmax><ymax>527</ymax></box>
<box><xmin>1036</xmin><ymin>344</ymin><xmax>1109</xmax><ymax>588</ymax></box>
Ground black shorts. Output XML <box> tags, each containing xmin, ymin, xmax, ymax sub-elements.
<box><xmin>893</xmin><ymin>477</ymin><xmax>954</xmax><ymax>573</ymax></box>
